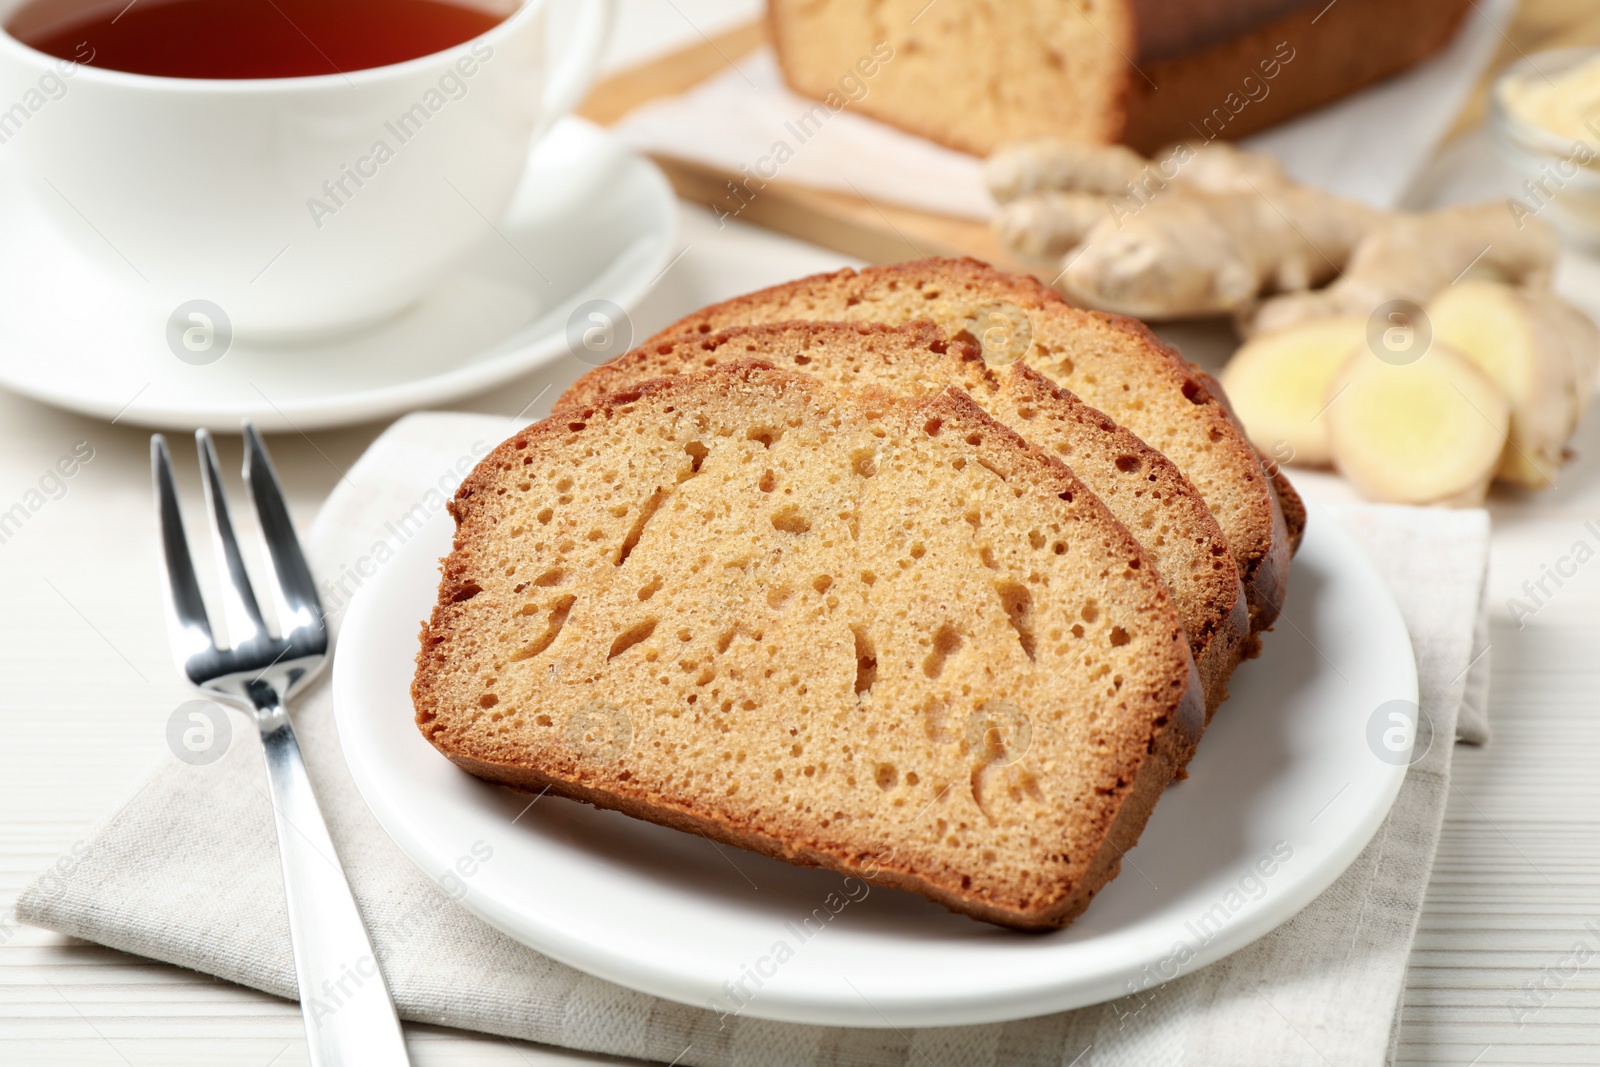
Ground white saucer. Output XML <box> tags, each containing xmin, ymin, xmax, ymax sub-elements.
<box><xmin>333</xmin><ymin>500</ymin><xmax>1419</xmax><ymax>1028</ymax></box>
<box><xmin>0</xmin><ymin>119</ymin><xmax>675</xmax><ymax>431</ymax></box>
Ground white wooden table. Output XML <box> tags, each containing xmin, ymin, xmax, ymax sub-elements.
<box><xmin>4</xmin><ymin>4</ymin><xmax>1600</xmax><ymax>1063</ymax></box>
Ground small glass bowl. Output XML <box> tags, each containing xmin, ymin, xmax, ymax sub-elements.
<box><xmin>1490</xmin><ymin>46</ymin><xmax>1600</xmax><ymax>248</ymax></box>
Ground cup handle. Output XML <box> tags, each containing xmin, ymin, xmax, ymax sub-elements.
<box><xmin>534</xmin><ymin>0</ymin><xmax>616</xmax><ymax>141</ymax></box>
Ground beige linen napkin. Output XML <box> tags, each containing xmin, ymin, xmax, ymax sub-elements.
<box><xmin>17</xmin><ymin>412</ymin><xmax>1491</xmax><ymax>1067</ymax></box>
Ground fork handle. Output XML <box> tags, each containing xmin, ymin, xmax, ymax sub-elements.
<box><xmin>258</xmin><ymin>705</ymin><xmax>411</xmax><ymax>1066</ymax></box>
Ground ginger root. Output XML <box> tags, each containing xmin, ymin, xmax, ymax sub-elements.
<box><xmin>1326</xmin><ymin>343</ymin><xmax>1510</xmax><ymax>506</ymax></box>
<box><xmin>986</xmin><ymin>138</ymin><xmax>1289</xmax><ymax>204</ymax></box>
<box><xmin>985</xmin><ymin>139</ymin><xmax>1150</xmax><ymax>201</ymax></box>
<box><xmin>1053</xmin><ymin>187</ymin><xmax>1380</xmax><ymax>320</ymax></box>
<box><xmin>987</xmin><ymin>138</ymin><xmax>1381</xmax><ymax>319</ymax></box>
<box><xmin>1172</xmin><ymin>141</ymin><xmax>1291</xmax><ymax>194</ymax></box>
<box><xmin>1244</xmin><ymin>204</ymin><xmax>1562</xmax><ymax>337</ymax></box>
<box><xmin>988</xmin><ymin>141</ymin><xmax>1560</xmax><ymax>331</ymax></box>
<box><xmin>993</xmin><ymin>191</ymin><xmax>1112</xmax><ymax>260</ymax></box>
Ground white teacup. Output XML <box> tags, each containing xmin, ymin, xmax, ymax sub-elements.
<box><xmin>0</xmin><ymin>0</ymin><xmax>612</xmax><ymax>338</ymax></box>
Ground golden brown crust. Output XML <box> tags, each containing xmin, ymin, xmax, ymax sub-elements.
<box><xmin>1248</xmin><ymin>459</ymin><xmax>1304</xmax><ymax>644</ymax></box>
<box><xmin>414</xmin><ymin>361</ymin><xmax>1202</xmax><ymax>929</ymax></box>
<box><xmin>1271</xmin><ymin>461</ymin><xmax>1306</xmax><ymax>557</ymax></box>
<box><xmin>1182</xmin><ymin>362</ymin><xmax>1293</xmax><ymax>631</ymax></box>
<box><xmin>1128</xmin><ymin>0</ymin><xmax>1320</xmax><ymax>62</ymax></box>
<box><xmin>562</xmin><ymin>319</ymin><xmax>1247</xmax><ymax>719</ymax></box>
<box><xmin>1121</xmin><ymin>0</ymin><xmax>1472</xmax><ymax>151</ymax></box>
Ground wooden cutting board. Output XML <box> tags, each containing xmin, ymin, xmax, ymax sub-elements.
<box><xmin>576</xmin><ymin>2</ymin><xmax>1600</xmax><ymax>271</ymax></box>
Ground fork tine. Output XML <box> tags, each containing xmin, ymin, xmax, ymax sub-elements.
<box><xmin>242</xmin><ymin>422</ymin><xmax>325</xmax><ymax>638</ymax></box>
<box><xmin>151</xmin><ymin>435</ymin><xmax>215</xmax><ymax>658</ymax></box>
<box><xmin>196</xmin><ymin>428</ymin><xmax>268</xmax><ymax>648</ymax></box>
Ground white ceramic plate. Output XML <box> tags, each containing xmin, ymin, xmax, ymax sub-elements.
<box><xmin>334</xmin><ymin>500</ymin><xmax>1417</xmax><ymax>1028</ymax></box>
<box><xmin>0</xmin><ymin>118</ymin><xmax>675</xmax><ymax>431</ymax></box>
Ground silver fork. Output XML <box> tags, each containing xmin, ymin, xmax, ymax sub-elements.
<box><xmin>152</xmin><ymin>424</ymin><xmax>410</xmax><ymax>1067</ymax></box>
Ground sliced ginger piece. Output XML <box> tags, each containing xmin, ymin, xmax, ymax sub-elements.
<box><xmin>1326</xmin><ymin>343</ymin><xmax>1510</xmax><ymax>506</ymax></box>
<box><xmin>1428</xmin><ymin>280</ymin><xmax>1599</xmax><ymax>488</ymax></box>
<box><xmin>1219</xmin><ymin>318</ymin><xmax>1367</xmax><ymax>467</ymax></box>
